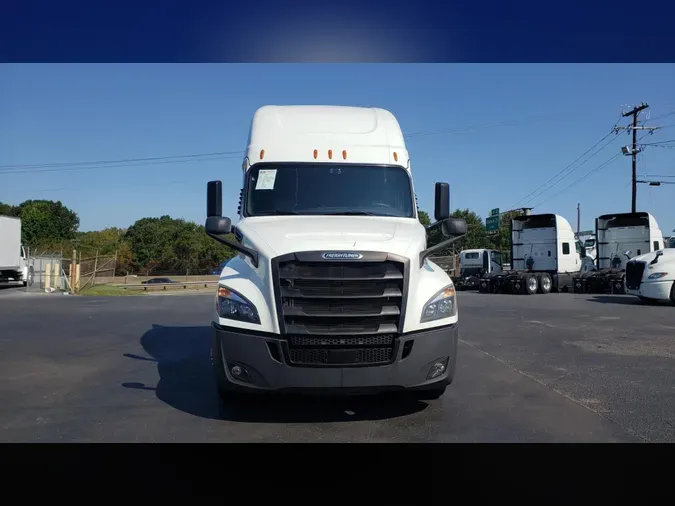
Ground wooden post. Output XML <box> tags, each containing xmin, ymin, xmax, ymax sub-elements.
<box><xmin>75</xmin><ymin>263</ymin><xmax>81</xmax><ymax>292</ymax></box>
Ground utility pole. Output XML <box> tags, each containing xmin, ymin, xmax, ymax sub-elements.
<box><xmin>621</xmin><ymin>102</ymin><xmax>649</xmax><ymax>213</ymax></box>
<box><xmin>576</xmin><ymin>203</ymin><xmax>580</xmax><ymax>238</ymax></box>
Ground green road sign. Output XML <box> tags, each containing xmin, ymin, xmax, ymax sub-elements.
<box><xmin>490</xmin><ymin>208</ymin><xmax>500</xmax><ymax>217</ymax></box>
<box><xmin>486</xmin><ymin>215</ymin><xmax>500</xmax><ymax>232</ymax></box>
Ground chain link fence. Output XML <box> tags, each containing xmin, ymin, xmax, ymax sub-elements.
<box><xmin>26</xmin><ymin>251</ymin><xmax>66</xmax><ymax>292</ymax></box>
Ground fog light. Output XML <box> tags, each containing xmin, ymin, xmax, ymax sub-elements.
<box><xmin>228</xmin><ymin>363</ymin><xmax>251</xmax><ymax>382</ymax></box>
<box><xmin>427</xmin><ymin>358</ymin><xmax>449</xmax><ymax>380</ymax></box>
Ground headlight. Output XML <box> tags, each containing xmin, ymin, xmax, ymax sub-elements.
<box><xmin>647</xmin><ymin>272</ymin><xmax>668</xmax><ymax>280</ymax></box>
<box><xmin>421</xmin><ymin>285</ymin><xmax>457</xmax><ymax>323</ymax></box>
<box><xmin>216</xmin><ymin>285</ymin><xmax>260</xmax><ymax>324</ymax></box>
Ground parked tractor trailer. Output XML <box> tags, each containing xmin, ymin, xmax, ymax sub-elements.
<box><xmin>478</xmin><ymin>213</ymin><xmax>594</xmax><ymax>295</ymax></box>
<box><xmin>454</xmin><ymin>248</ymin><xmax>503</xmax><ymax>290</ymax></box>
<box><xmin>573</xmin><ymin>212</ymin><xmax>664</xmax><ymax>295</ymax></box>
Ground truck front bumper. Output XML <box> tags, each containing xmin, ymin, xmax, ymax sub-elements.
<box><xmin>626</xmin><ymin>280</ymin><xmax>673</xmax><ymax>301</ymax></box>
<box><xmin>212</xmin><ymin>322</ymin><xmax>459</xmax><ymax>394</ymax></box>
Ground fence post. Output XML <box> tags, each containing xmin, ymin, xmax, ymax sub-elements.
<box><xmin>70</xmin><ymin>249</ymin><xmax>77</xmax><ymax>294</ymax></box>
<box><xmin>112</xmin><ymin>249</ymin><xmax>118</xmax><ymax>282</ymax></box>
<box><xmin>93</xmin><ymin>250</ymin><xmax>99</xmax><ymax>287</ymax></box>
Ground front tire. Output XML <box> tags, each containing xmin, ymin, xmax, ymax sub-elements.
<box><xmin>670</xmin><ymin>282</ymin><xmax>675</xmax><ymax>305</ymax></box>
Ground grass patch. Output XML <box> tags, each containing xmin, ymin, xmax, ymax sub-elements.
<box><xmin>79</xmin><ymin>284</ymin><xmax>146</xmax><ymax>296</ymax></box>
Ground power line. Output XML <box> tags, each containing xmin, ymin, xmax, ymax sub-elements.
<box><xmin>0</xmin><ymin>114</ymin><xmax>588</xmax><ymax>172</ymax></box>
<box><xmin>0</xmin><ymin>153</ymin><xmax>243</xmax><ymax>176</ymax></box>
<box><xmin>509</xmin><ymin>126</ymin><xmax>621</xmax><ymax>209</ymax></box>
<box><xmin>0</xmin><ymin>150</ymin><xmax>245</xmax><ymax>170</ymax></box>
<box><xmin>530</xmin><ymin>131</ymin><xmax>652</xmax><ymax>209</ymax></box>
<box><xmin>530</xmin><ymin>153</ymin><xmax>623</xmax><ymax>209</ymax></box>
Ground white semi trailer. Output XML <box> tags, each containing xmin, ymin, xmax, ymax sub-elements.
<box><xmin>479</xmin><ymin>212</ymin><xmax>593</xmax><ymax>295</ymax></box>
<box><xmin>203</xmin><ymin>105</ymin><xmax>468</xmax><ymax>402</ymax></box>
<box><xmin>0</xmin><ymin>216</ymin><xmax>34</xmax><ymax>287</ymax></box>
<box><xmin>573</xmin><ymin>212</ymin><xmax>664</xmax><ymax>295</ymax></box>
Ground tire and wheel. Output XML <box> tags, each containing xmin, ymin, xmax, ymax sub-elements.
<box><xmin>670</xmin><ymin>282</ymin><xmax>675</xmax><ymax>305</ymax></box>
<box><xmin>523</xmin><ymin>273</ymin><xmax>538</xmax><ymax>295</ymax></box>
<box><xmin>537</xmin><ymin>273</ymin><xmax>552</xmax><ymax>294</ymax></box>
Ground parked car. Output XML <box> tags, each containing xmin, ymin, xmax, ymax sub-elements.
<box><xmin>141</xmin><ymin>277</ymin><xmax>176</xmax><ymax>284</ymax></box>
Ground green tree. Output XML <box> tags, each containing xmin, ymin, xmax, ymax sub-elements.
<box><xmin>13</xmin><ymin>200</ymin><xmax>79</xmax><ymax>248</ymax></box>
<box><xmin>124</xmin><ymin>215</ymin><xmax>235</xmax><ymax>274</ymax></box>
<box><xmin>0</xmin><ymin>201</ymin><xmax>17</xmax><ymax>216</ymax></box>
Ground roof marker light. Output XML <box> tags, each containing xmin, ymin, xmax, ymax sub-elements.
<box><xmin>342</xmin><ymin>150</ymin><xmax>347</xmax><ymax>160</ymax></box>
<box><xmin>260</xmin><ymin>149</ymin><xmax>265</xmax><ymax>160</ymax></box>
<box><xmin>313</xmin><ymin>149</ymin><xmax>318</xmax><ymax>159</ymax></box>
<box><xmin>393</xmin><ymin>152</ymin><xmax>398</xmax><ymax>162</ymax></box>
<box><xmin>328</xmin><ymin>149</ymin><xmax>333</xmax><ymax>160</ymax></box>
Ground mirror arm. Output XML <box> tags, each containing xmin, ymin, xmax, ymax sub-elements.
<box><xmin>419</xmin><ymin>233</ymin><xmax>466</xmax><ymax>266</ymax></box>
<box><xmin>207</xmin><ymin>232</ymin><xmax>259</xmax><ymax>268</ymax></box>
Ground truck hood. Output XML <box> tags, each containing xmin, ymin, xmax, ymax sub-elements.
<box><xmin>236</xmin><ymin>215</ymin><xmax>426</xmax><ymax>258</ymax></box>
<box><xmin>629</xmin><ymin>248</ymin><xmax>675</xmax><ymax>264</ymax></box>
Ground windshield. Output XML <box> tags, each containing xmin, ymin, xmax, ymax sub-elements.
<box><xmin>244</xmin><ymin>163</ymin><xmax>415</xmax><ymax>218</ymax></box>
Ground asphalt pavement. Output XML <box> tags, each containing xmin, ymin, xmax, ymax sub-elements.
<box><xmin>1</xmin><ymin>289</ymin><xmax>673</xmax><ymax>442</ymax></box>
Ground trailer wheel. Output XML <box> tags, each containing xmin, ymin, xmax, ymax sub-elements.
<box><xmin>523</xmin><ymin>274</ymin><xmax>538</xmax><ymax>295</ymax></box>
<box><xmin>538</xmin><ymin>273</ymin><xmax>552</xmax><ymax>294</ymax></box>
<box><xmin>670</xmin><ymin>282</ymin><xmax>675</xmax><ymax>305</ymax></box>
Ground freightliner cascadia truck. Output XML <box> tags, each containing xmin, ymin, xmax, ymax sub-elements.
<box><xmin>203</xmin><ymin>105</ymin><xmax>467</xmax><ymax>402</ymax></box>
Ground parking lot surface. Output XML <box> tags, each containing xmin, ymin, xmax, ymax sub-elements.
<box><xmin>1</xmin><ymin>290</ymin><xmax>673</xmax><ymax>442</ymax></box>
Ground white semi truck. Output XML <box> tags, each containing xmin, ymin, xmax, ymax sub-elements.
<box><xmin>624</xmin><ymin>248</ymin><xmax>675</xmax><ymax>304</ymax></box>
<box><xmin>203</xmin><ymin>105</ymin><xmax>467</xmax><ymax>401</ymax></box>
<box><xmin>0</xmin><ymin>216</ymin><xmax>34</xmax><ymax>287</ymax></box>
<box><xmin>478</xmin><ymin>212</ymin><xmax>594</xmax><ymax>294</ymax></box>
<box><xmin>573</xmin><ymin>212</ymin><xmax>664</xmax><ymax>294</ymax></box>
<box><xmin>454</xmin><ymin>248</ymin><xmax>503</xmax><ymax>290</ymax></box>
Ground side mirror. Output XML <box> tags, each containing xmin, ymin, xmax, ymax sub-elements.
<box><xmin>441</xmin><ymin>217</ymin><xmax>467</xmax><ymax>237</ymax></box>
<box><xmin>623</xmin><ymin>250</ymin><xmax>632</xmax><ymax>259</ymax></box>
<box><xmin>205</xmin><ymin>216</ymin><xmax>232</xmax><ymax>235</ymax></box>
<box><xmin>434</xmin><ymin>182</ymin><xmax>450</xmax><ymax>221</ymax></box>
<box><xmin>207</xmin><ymin>180</ymin><xmax>223</xmax><ymax>218</ymax></box>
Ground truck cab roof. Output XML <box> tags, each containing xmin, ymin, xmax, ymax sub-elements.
<box><xmin>244</xmin><ymin>105</ymin><xmax>409</xmax><ymax>169</ymax></box>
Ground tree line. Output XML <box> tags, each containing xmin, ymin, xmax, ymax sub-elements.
<box><xmin>1</xmin><ymin>199</ymin><xmax>516</xmax><ymax>275</ymax></box>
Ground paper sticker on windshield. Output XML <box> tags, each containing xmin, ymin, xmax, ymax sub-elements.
<box><xmin>255</xmin><ymin>169</ymin><xmax>277</xmax><ymax>190</ymax></box>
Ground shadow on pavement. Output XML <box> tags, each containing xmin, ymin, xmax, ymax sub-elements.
<box><xmin>587</xmin><ymin>295</ymin><xmax>672</xmax><ymax>306</ymax></box>
<box><xmin>122</xmin><ymin>324</ymin><xmax>429</xmax><ymax>423</ymax></box>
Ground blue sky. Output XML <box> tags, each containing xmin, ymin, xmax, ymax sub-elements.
<box><xmin>1</xmin><ymin>64</ymin><xmax>674</xmax><ymax>234</ymax></box>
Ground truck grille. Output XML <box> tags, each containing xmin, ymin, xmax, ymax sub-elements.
<box><xmin>625</xmin><ymin>261</ymin><xmax>645</xmax><ymax>290</ymax></box>
<box><xmin>272</xmin><ymin>253</ymin><xmax>407</xmax><ymax>367</ymax></box>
